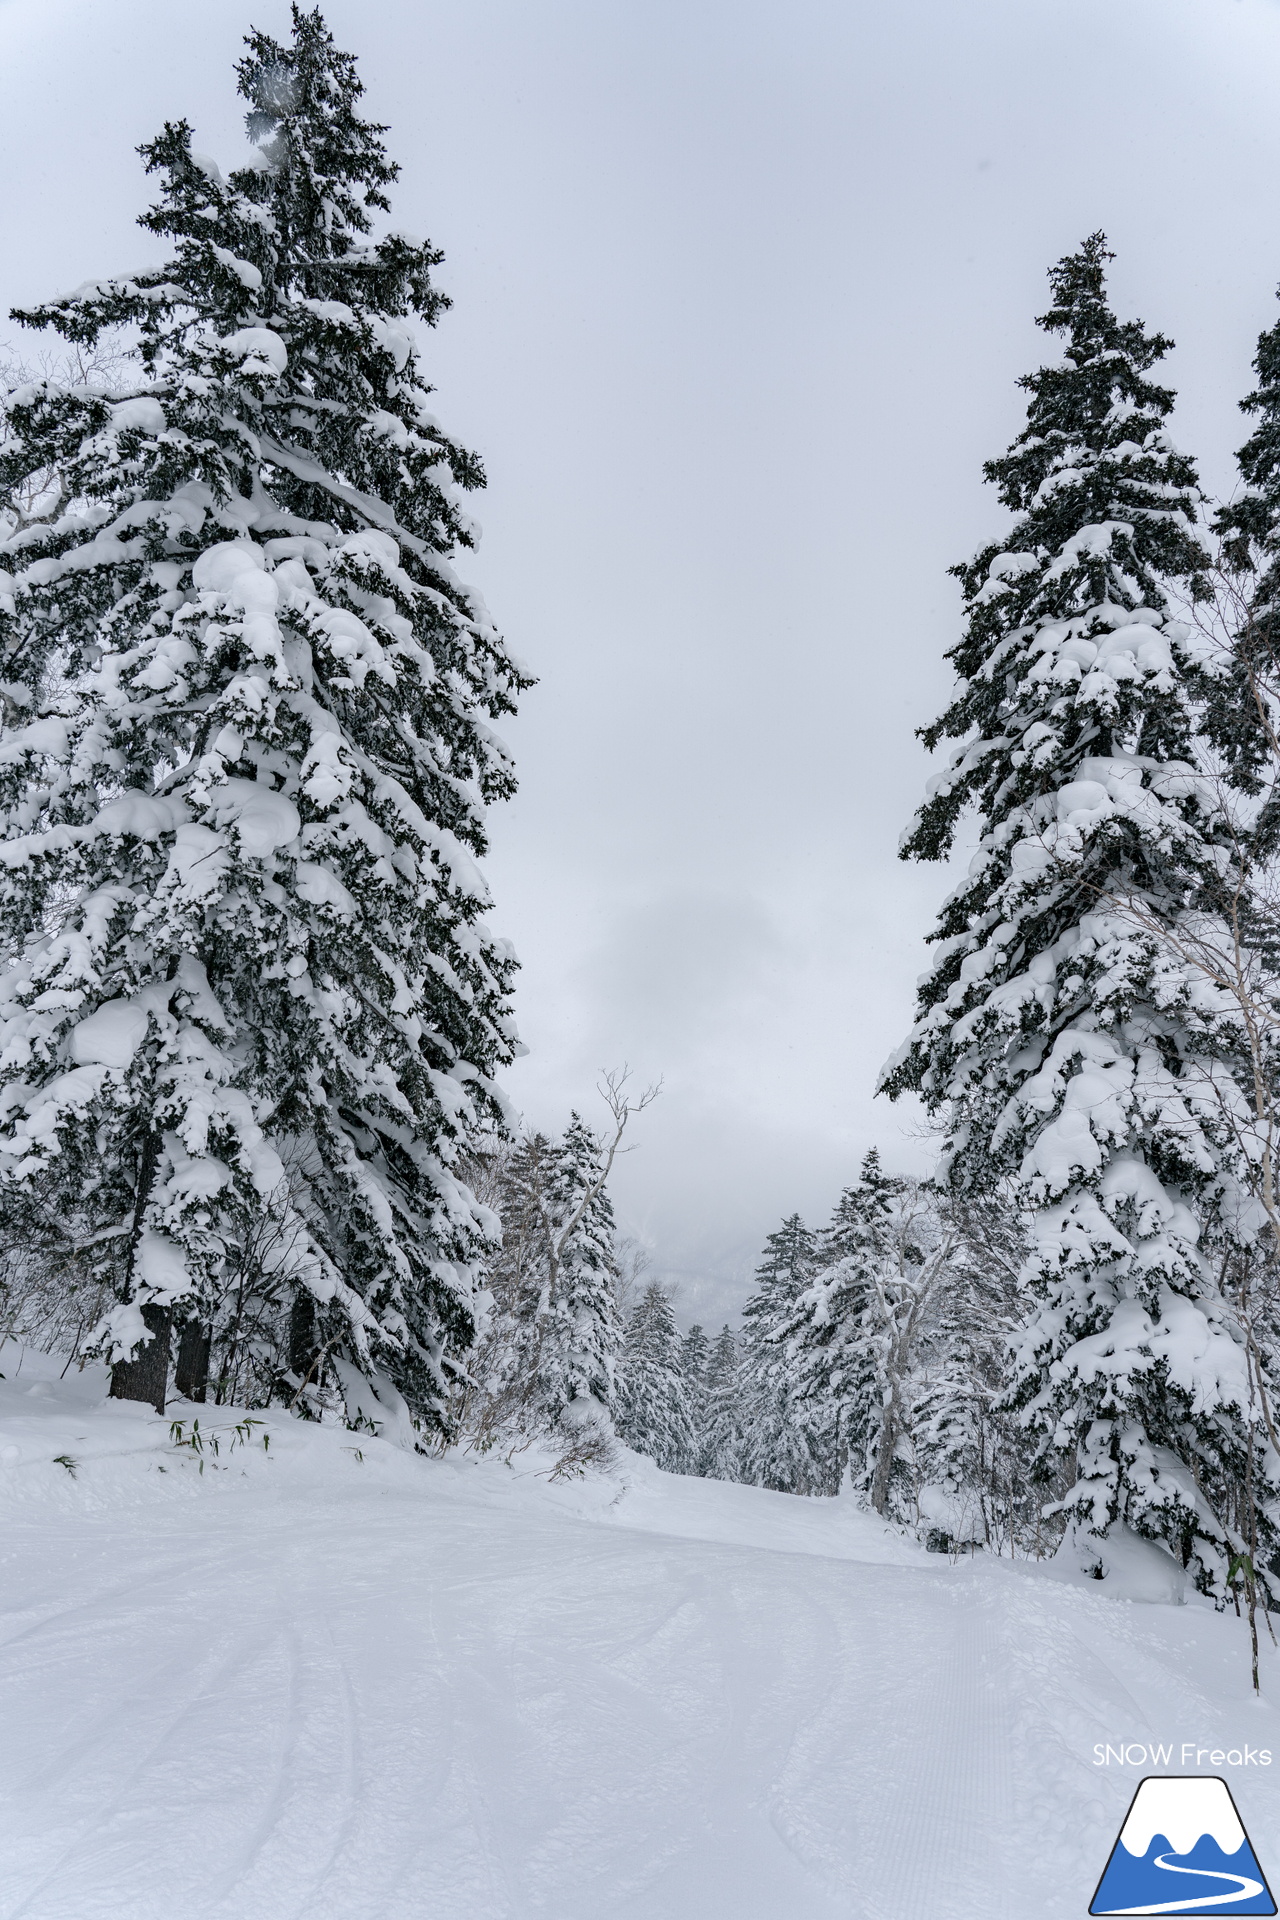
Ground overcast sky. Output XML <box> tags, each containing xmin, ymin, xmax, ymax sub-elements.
<box><xmin>3</xmin><ymin>0</ymin><xmax>1280</xmax><ymax>1323</ymax></box>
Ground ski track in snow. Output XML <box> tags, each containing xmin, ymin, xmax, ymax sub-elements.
<box><xmin>2</xmin><ymin>1362</ymin><xmax>1279</xmax><ymax>1919</ymax></box>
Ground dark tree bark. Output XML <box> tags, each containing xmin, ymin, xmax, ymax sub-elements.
<box><xmin>871</xmin><ymin>1397</ymin><xmax>899</xmax><ymax>1517</ymax></box>
<box><xmin>174</xmin><ymin>1319</ymin><xmax>211</xmax><ymax>1402</ymax></box>
<box><xmin>109</xmin><ymin>1303</ymin><xmax>172</xmax><ymax>1415</ymax></box>
<box><xmin>288</xmin><ymin>1288</ymin><xmax>320</xmax><ymax>1393</ymax></box>
<box><xmin>109</xmin><ymin>1119</ymin><xmax>169</xmax><ymax>1412</ymax></box>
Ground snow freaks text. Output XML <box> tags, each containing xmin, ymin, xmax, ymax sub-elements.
<box><xmin>1093</xmin><ymin>1746</ymin><xmax>1273</xmax><ymax>1768</ymax></box>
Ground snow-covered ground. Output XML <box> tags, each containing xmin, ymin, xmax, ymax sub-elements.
<box><xmin>2</xmin><ymin>1345</ymin><xmax>1278</xmax><ymax>1920</ymax></box>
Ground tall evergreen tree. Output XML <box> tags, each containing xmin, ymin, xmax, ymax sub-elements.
<box><xmin>701</xmin><ymin>1323</ymin><xmax>746</xmax><ymax>1480</ymax></box>
<box><xmin>747</xmin><ymin>1214</ymin><xmax>818</xmax><ymax>1308</ymax></box>
<box><xmin>740</xmin><ymin>1213</ymin><xmax>829</xmax><ymax>1493</ymax></box>
<box><xmin>680</xmin><ymin>1321</ymin><xmax>710</xmax><ymax>1381</ymax></box>
<box><xmin>912</xmin><ymin>1312</ymin><xmax>989</xmax><ymax>1546</ymax></box>
<box><xmin>679</xmin><ymin>1321</ymin><xmax>711</xmax><ymax>1472</ymax></box>
<box><xmin>771</xmin><ymin>1152</ymin><xmax>901</xmax><ymax>1495</ymax></box>
<box><xmin>1207</xmin><ymin>294</ymin><xmax>1280</xmax><ymax>865</ymax></box>
<box><xmin>820</xmin><ymin>1150</ymin><xmax>893</xmax><ymax>1263</ymax></box>
<box><xmin>882</xmin><ymin>235</ymin><xmax>1279</xmax><ymax>1596</ymax></box>
<box><xmin>473</xmin><ymin>1133</ymin><xmax>553</xmax><ymax>1393</ymax></box>
<box><xmin>615</xmin><ymin>1282</ymin><xmax>694</xmax><ymax>1472</ymax></box>
<box><xmin>535</xmin><ymin>1113</ymin><xmax>622</xmax><ymax>1436</ymax></box>
<box><xmin>911</xmin><ymin>1190</ymin><xmax>1042</xmax><ymax>1552</ymax></box>
<box><xmin>467</xmin><ymin>1120</ymin><xmax>621</xmax><ymax>1450</ymax></box>
<box><xmin>0</xmin><ymin>9</ymin><xmax>527</xmax><ymax>1423</ymax></box>
<box><xmin>1217</xmin><ymin>294</ymin><xmax>1280</xmax><ymax>675</ymax></box>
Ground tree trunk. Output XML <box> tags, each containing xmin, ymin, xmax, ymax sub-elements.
<box><xmin>288</xmin><ymin>1288</ymin><xmax>320</xmax><ymax>1395</ymax></box>
<box><xmin>871</xmin><ymin>1398</ymin><xmax>898</xmax><ymax>1516</ymax></box>
<box><xmin>109</xmin><ymin>1303</ymin><xmax>172</xmax><ymax>1415</ymax></box>
<box><xmin>110</xmin><ymin>1117</ymin><xmax>168</xmax><ymax>1411</ymax></box>
<box><xmin>174</xmin><ymin>1319</ymin><xmax>211</xmax><ymax>1402</ymax></box>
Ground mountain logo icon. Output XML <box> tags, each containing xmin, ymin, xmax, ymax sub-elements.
<box><xmin>1090</xmin><ymin>1776</ymin><xmax>1276</xmax><ymax>1915</ymax></box>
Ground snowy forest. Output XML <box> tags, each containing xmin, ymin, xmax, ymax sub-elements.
<box><xmin>9</xmin><ymin>3</ymin><xmax>1280</xmax><ymax>1625</ymax></box>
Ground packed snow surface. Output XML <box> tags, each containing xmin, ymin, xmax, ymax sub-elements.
<box><xmin>2</xmin><ymin>1346</ymin><xmax>1279</xmax><ymax>1919</ymax></box>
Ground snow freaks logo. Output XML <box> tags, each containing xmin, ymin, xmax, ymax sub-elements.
<box><xmin>1090</xmin><ymin>1777</ymin><xmax>1276</xmax><ymax>1915</ymax></box>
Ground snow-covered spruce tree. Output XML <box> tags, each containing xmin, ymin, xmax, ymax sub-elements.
<box><xmin>882</xmin><ymin>234</ymin><xmax>1280</xmax><ymax>1595</ymax></box>
<box><xmin>700</xmin><ymin>1323</ymin><xmax>746</xmax><ymax>1480</ymax></box>
<box><xmin>679</xmin><ymin>1321</ymin><xmax>710</xmax><ymax>1473</ymax></box>
<box><xmin>615</xmin><ymin>1282</ymin><xmax>695</xmax><ymax>1472</ymax></box>
<box><xmin>460</xmin><ymin>1133</ymin><xmax>551</xmax><ymax>1443</ymax></box>
<box><xmin>0</xmin><ymin>8</ymin><xmax>527</xmax><ymax>1423</ymax></box>
<box><xmin>464</xmin><ymin>1119</ymin><xmax>622</xmax><ymax>1460</ymax></box>
<box><xmin>775</xmin><ymin>1170</ymin><xmax>965</xmax><ymax>1517</ymax></box>
<box><xmin>742</xmin><ymin>1214</ymin><xmax>818</xmax><ymax>1353</ymax></box>
<box><xmin>1201</xmin><ymin>300</ymin><xmax>1280</xmax><ymax>1250</ymax></box>
<box><xmin>1215</xmin><ymin>290</ymin><xmax>1280</xmax><ymax>770</ymax></box>
<box><xmin>740</xmin><ymin>1213</ymin><xmax>831</xmax><ymax>1493</ymax></box>
<box><xmin>531</xmin><ymin>1113</ymin><xmax>622</xmax><ymax>1447</ymax></box>
<box><xmin>911</xmin><ymin>1328</ymin><xmax>985</xmax><ymax>1548</ymax></box>
<box><xmin>770</xmin><ymin>1152</ymin><xmax>901</xmax><ymax>1498</ymax></box>
<box><xmin>911</xmin><ymin>1189</ymin><xmax>1046</xmax><ymax>1553</ymax></box>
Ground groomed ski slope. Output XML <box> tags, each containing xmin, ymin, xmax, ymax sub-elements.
<box><xmin>2</xmin><ymin>1347</ymin><xmax>1278</xmax><ymax>1920</ymax></box>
